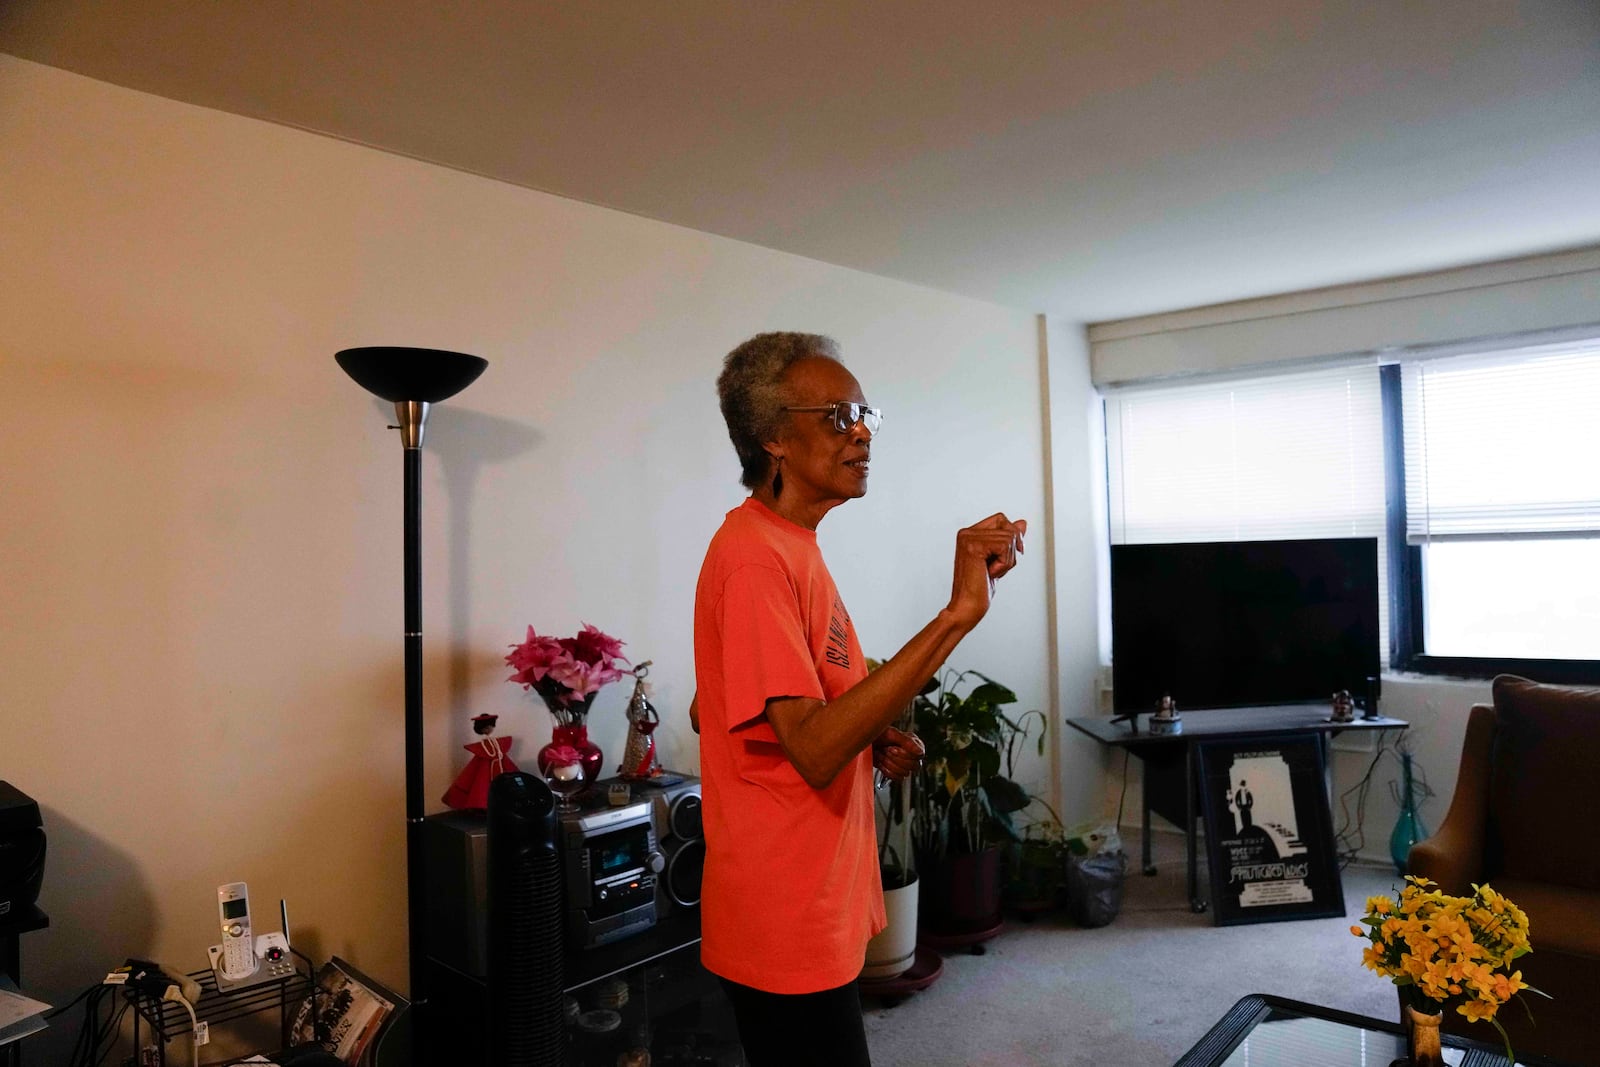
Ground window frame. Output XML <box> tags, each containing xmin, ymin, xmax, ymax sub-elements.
<box><xmin>1382</xmin><ymin>363</ymin><xmax>1600</xmax><ymax>684</ymax></box>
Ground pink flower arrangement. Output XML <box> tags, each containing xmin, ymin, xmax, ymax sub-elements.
<box><xmin>506</xmin><ymin>623</ymin><xmax>628</xmax><ymax>724</ymax></box>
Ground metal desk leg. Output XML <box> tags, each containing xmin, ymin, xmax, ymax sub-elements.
<box><xmin>1141</xmin><ymin>754</ymin><xmax>1157</xmax><ymax>876</ymax></box>
<box><xmin>1187</xmin><ymin>743</ymin><xmax>1207</xmax><ymax>914</ymax></box>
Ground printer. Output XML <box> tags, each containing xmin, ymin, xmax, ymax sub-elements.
<box><xmin>0</xmin><ymin>781</ymin><xmax>46</xmax><ymax>918</ymax></box>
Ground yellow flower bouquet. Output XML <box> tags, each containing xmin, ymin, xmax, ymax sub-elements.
<box><xmin>1352</xmin><ymin>876</ymin><xmax>1545</xmax><ymax>1062</ymax></box>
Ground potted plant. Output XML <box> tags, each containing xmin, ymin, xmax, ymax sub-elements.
<box><xmin>1003</xmin><ymin>810</ymin><xmax>1068</xmax><ymax>918</ymax></box>
<box><xmin>863</xmin><ymin>727</ymin><xmax>921</xmax><ymax>979</ymax></box>
<box><xmin>993</xmin><ymin>702</ymin><xmax>1063</xmax><ymax>915</ymax></box>
<box><xmin>909</xmin><ymin>670</ymin><xmax>1038</xmax><ymax>938</ymax></box>
<box><xmin>863</xmin><ymin>662</ymin><xmax>920</xmax><ymax>980</ymax></box>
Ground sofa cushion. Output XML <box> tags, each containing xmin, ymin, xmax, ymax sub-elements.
<box><xmin>1490</xmin><ymin>876</ymin><xmax>1600</xmax><ymax>960</ymax></box>
<box><xmin>1488</xmin><ymin>675</ymin><xmax>1600</xmax><ymax>890</ymax></box>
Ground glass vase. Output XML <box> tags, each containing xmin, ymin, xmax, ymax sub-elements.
<box><xmin>538</xmin><ymin>723</ymin><xmax>604</xmax><ymax>807</ymax></box>
<box><xmin>1389</xmin><ymin>751</ymin><xmax>1428</xmax><ymax>875</ymax></box>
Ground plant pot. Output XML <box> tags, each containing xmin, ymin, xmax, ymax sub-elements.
<box><xmin>918</xmin><ymin>847</ymin><xmax>1003</xmax><ymax>934</ymax></box>
<box><xmin>863</xmin><ymin>873</ymin><xmax>919</xmax><ymax>980</ymax></box>
<box><xmin>1004</xmin><ymin>839</ymin><xmax>1065</xmax><ymax>915</ymax></box>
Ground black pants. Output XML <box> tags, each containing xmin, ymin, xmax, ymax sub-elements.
<box><xmin>718</xmin><ymin>977</ymin><xmax>872</xmax><ymax>1067</ymax></box>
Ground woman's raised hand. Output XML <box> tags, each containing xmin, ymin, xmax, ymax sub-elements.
<box><xmin>947</xmin><ymin>513</ymin><xmax>1027</xmax><ymax>629</ymax></box>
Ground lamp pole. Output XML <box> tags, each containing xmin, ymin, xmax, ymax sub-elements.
<box><xmin>337</xmin><ymin>349</ymin><xmax>487</xmax><ymax>1059</ymax></box>
<box><xmin>399</xmin><ymin>402</ymin><xmax>428</xmax><ymax>1019</ymax></box>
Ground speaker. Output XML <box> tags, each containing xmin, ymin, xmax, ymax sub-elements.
<box><xmin>639</xmin><ymin>776</ymin><xmax>703</xmax><ymax>915</ymax></box>
<box><xmin>0</xmin><ymin>781</ymin><xmax>45</xmax><ymax>918</ymax></box>
<box><xmin>487</xmin><ymin>772</ymin><xmax>564</xmax><ymax>1067</ymax></box>
<box><xmin>421</xmin><ymin>811</ymin><xmax>489</xmax><ymax>978</ymax></box>
<box><xmin>1360</xmin><ymin>674</ymin><xmax>1382</xmax><ymax>720</ymax></box>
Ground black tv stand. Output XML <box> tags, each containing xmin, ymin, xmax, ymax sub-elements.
<box><xmin>1067</xmin><ymin>705</ymin><xmax>1407</xmax><ymax>913</ymax></box>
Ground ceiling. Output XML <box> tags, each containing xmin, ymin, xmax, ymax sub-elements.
<box><xmin>4</xmin><ymin>1</ymin><xmax>1598</xmax><ymax>322</ymax></box>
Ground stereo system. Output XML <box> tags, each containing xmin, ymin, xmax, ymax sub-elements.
<box><xmin>557</xmin><ymin>796</ymin><xmax>660</xmax><ymax>948</ymax></box>
<box><xmin>423</xmin><ymin>774</ymin><xmax>703</xmax><ymax>967</ymax></box>
<box><xmin>558</xmin><ymin>774</ymin><xmax>704</xmax><ymax>947</ymax></box>
<box><xmin>639</xmin><ymin>776</ymin><xmax>704</xmax><ymax>916</ymax></box>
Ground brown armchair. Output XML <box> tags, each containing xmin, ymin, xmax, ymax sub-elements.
<box><xmin>1408</xmin><ymin>675</ymin><xmax>1600</xmax><ymax>1066</ymax></box>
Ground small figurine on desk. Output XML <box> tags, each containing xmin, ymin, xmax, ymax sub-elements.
<box><xmin>1329</xmin><ymin>689</ymin><xmax>1356</xmax><ymax>724</ymax></box>
<box><xmin>618</xmin><ymin>661</ymin><xmax>664</xmax><ymax>782</ymax></box>
<box><xmin>441</xmin><ymin>713</ymin><xmax>519</xmax><ymax>811</ymax></box>
<box><xmin>1149</xmin><ymin>694</ymin><xmax>1183</xmax><ymax>735</ymax></box>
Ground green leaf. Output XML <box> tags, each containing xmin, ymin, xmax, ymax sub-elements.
<box><xmin>970</xmin><ymin>741</ymin><xmax>1001</xmax><ymax>778</ymax></box>
<box><xmin>982</xmin><ymin>776</ymin><xmax>1031</xmax><ymax>814</ymax></box>
<box><xmin>969</xmin><ymin>681</ymin><xmax>1017</xmax><ymax>706</ymax></box>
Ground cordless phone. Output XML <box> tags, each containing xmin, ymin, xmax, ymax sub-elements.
<box><xmin>217</xmin><ymin>882</ymin><xmax>258</xmax><ymax>980</ymax></box>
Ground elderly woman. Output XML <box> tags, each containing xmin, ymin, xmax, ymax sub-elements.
<box><xmin>692</xmin><ymin>332</ymin><xmax>1027</xmax><ymax>1066</ymax></box>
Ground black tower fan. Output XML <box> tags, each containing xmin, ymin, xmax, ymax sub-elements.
<box><xmin>488</xmin><ymin>772</ymin><xmax>565</xmax><ymax>1066</ymax></box>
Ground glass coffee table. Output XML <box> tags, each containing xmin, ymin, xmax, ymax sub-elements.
<box><xmin>1175</xmin><ymin>995</ymin><xmax>1571</xmax><ymax>1067</ymax></box>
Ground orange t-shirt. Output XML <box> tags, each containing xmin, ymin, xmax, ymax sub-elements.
<box><xmin>693</xmin><ymin>497</ymin><xmax>886</xmax><ymax>993</ymax></box>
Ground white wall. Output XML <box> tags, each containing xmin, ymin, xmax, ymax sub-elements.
<box><xmin>0</xmin><ymin>56</ymin><xmax>1091</xmax><ymax>1056</ymax></box>
<box><xmin>1043</xmin><ymin>319</ymin><xmax>1118</xmax><ymax>826</ymax></box>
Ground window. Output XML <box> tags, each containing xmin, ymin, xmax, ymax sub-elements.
<box><xmin>1104</xmin><ymin>364</ymin><xmax>1388</xmax><ymax>651</ymax></box>
<box><xmin>1101</xmin><ymin>340</ymin><xmax>1600</xmax><ymax>682</ymax></box>
<box><xmin>1395</xmin><ymin>339</ymin><xmax>1600</xmax><ymax>674</ymax></box>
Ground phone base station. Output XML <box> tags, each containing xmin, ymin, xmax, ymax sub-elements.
<box><xmin>207</xmin><ymin>940</ymin><xmax>297</xmax><ymax>992</ymax></box>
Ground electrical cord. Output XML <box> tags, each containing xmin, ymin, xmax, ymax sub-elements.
<box><xmin>55</xmin><ymin>961</ymin><xmax>208</xmax><ymax>1067</ymax></box>
<box><xmin>43</xmin><ymin>981</ymin><xmax>98</xmax><ymax>1019</ymax></box>
<box><xmin>1333</xmin><ymin>728</ymin><xmax>1432</xmax><ymax>872</ymax></box>
<box><xmin>162</xmin><ymin>985</ymin><xmax>202</xmax><ymax>1067</ymax></box>
<box><xmin>91</xmin><ymin>1000</ymin><xmax>129</xmax><ymax>1067</ymax></box>
<box><xmin>1333</xmin><ymin>734</ymin><xmax>1390</xmax><ymax>868</ymax></box>
<box><xmin>66</xmin><ymin>982</ymin><xmax>118</xmax><ymax>1067</ymax></box>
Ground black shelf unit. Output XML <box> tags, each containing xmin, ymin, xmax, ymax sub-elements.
<box><xmin>424</xmin><ymin>910</ymin><xmax>739</xmax><ymax>1066</ymax></box>
<box><xmin>564</xmin><ymin>939</ymin><xmax>740</xmax><ymax>1067</ymax></box>
<box><xmin>564</xmin><ymin>909</ymin><xmax>701</xmax><ymax>993</ymax></box>
<box><xmin>125</xmin><ymin>948</ymin><xmax>315</xmax><ymax>1066</ymax></box>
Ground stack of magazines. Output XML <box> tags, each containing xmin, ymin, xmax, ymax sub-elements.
<box><xmin>286</xmin><ymin>957</ymin><xmax>399</xmax><ymax>1065</ymax></box>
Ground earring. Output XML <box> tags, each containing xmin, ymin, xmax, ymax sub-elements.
<box><xmin>772</xmin><ymin>456</ymin><xmax>784</xmax><ymax>497</ymax></box>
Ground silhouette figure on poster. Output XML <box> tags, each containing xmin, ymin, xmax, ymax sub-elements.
<box><xmin>1233</xmin><ymin>780</ymin><xmax>1254</xmax><ymax>830</ymax></box>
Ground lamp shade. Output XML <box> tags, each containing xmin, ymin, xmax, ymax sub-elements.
<box><xmin>336</xmin><ymin>346</ymin><xmax>488</xmax><ymax>403</ymax></box>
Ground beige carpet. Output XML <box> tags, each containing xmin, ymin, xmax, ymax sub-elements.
<box><xmin>862</xmin><ymin>833</ymin><xmax>1402</xmax><ymax>1066</ymax></box>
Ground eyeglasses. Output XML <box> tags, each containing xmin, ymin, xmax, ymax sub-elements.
<box><xmin>782</xmin><ymin>402</ymin><xmax>883</xmax><ymax>435</ymax></box>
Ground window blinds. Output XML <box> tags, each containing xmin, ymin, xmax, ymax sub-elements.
<box><xmin>1401</xmin><ymin>339</ymin><xmax>1600</xmax><ymax>543</ymax></box>
<box><xmin>1105</xmin><ymin>365</ymin><xmax>1386</xmax><ymax>545</ymax></box>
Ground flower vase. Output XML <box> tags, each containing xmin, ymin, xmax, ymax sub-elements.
<box><xmin>1389</xmin><ymin>751</ymin><xmax>1428</xmax><ymax>875</ymax></box>
<box><xmin>538</xmin><ymin>724</ymin><xmax>603</xmax><ymax>804</ymax></box>
<box><xmin>1400</xmin><ymin>1003</ymin><xmax>1444</xmax><ymax>1067</ymax></box>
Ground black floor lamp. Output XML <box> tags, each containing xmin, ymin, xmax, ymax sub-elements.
<box><xmin>336</xmin><ymin>346</ymin><xmax>488</xmax><ymax>1052</ymax></box>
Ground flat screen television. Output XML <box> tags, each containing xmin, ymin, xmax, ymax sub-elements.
<box><xmin>1110</xmin><ymin>537</ymin><xmax>1380</xmax><ymax>714</ymax></box>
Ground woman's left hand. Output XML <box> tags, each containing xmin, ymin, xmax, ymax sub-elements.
<box><xmin>872</xmin><ymin>726</ymin><xmax>925</xmax><ymax>781</ymax></box>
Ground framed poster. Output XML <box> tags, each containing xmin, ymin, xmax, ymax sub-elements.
<box><xmin>1196</xmin><ymin>735</ymin><xmax>1345</xmax><ymax>925</ymax></box>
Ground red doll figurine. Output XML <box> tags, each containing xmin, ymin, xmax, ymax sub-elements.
<box><xmin>442</xmin><ymin>713</ymin><xmax>519</xmax><ymax>811</ymax></box>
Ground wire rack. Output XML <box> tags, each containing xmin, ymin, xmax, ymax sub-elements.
<box><xmin>126</xmin><ymin>948</ymin><xmax>315</xmax><ymax>1046</ymax></box>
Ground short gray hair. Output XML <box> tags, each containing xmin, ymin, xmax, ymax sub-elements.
<box><xmin>717</xmin><ymin>332</ymin><xmax>841</xmax><ymax>489</ymax></box>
